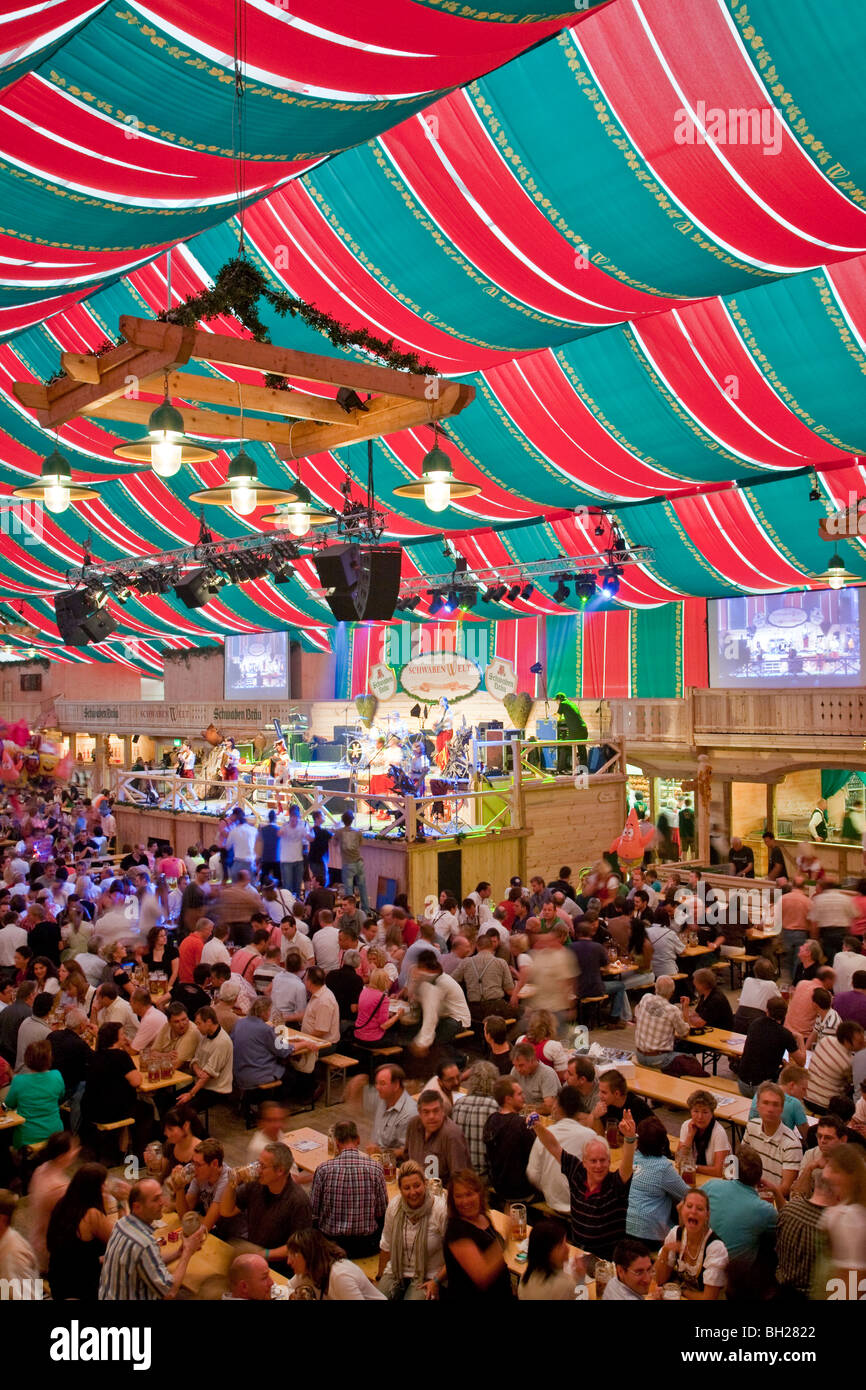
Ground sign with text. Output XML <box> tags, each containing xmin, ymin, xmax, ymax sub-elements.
<box><xmin>368</xmin><ymin>663</ymin><xmax>397</xmax><ymax>701</ymax></box>
<box><xmin>399</xmin><ymin>651</ymin><xmax>481</xmax><ymax>702</ymax></box>
<box><xmin>485</xmin><ymin>656</ymin><xmax>517</xmax><ymax>700</ymax></box>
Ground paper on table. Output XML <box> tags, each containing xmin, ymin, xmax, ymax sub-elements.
<box><xmin>712</xmin><ymin>1097</ymin><xmax>738</xmax><ymax>1108</ymax></box>
<box><xmin>293</xmin><ymin>1139</ymin><xmax>324</xmax><ymax>1151</ymax></box>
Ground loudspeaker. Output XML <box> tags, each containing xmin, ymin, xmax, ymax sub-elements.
<box><xmin>174</xmin><ymin>568</ymin><xmax>216</xmax><ymax>610</ymax></box>
<box><xmin>56</xmin><ymin>590</ymin><xmax>117</xmax><ymax>646</ymax></box>
<box><xmin>314</xmin><ymin>544</ymin><xmax>402</xmax><ymax>621</ymax></box>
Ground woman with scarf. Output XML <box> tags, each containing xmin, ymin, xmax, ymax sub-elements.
<box><xmin>653</xmin><ymin>1189</ymin><xmax>728</xmax><ymax>1300</ymax></box>
<box><xmin>376</xmin><ymin>1160</ymin><xmax>448</xmax><ymax>1300</ymax></box>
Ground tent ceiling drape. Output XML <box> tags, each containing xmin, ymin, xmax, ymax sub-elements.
<box><xmin>1</xmin><ymin>0</ymin><xmax>865</xmax><ymax>672</ymax></box>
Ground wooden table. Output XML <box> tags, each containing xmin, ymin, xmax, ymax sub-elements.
<box><xmin>279</xmin><ymin>1028</ymin><xmax>332</xmax><ymax>1054</ymax></box>
<box><xmin>488</xmin><ymin>1207</ymin><xmax>596</xmax><ymax>1294</ymax></box>
<box><xmin>156</xmin><ymin>1212</ymin><xmax>289</xmax><ymax>1299</ymax></box>
<box><xmin>629</xmin><ymin>1063</ymin><xmax>751</xmax><ymax>1141</ymax></box>
<box><xmin>284</xmin><ymin>1126</ymin><xmax>332</xmax><ymax>1173</ymax></box>
<box><xmin>138</xmin><ymin>1069</ymin><xmax>192</xmax><ymax>1095</ymax></box>
<box><xmin>683</xmin><ymin>1027</ymin><xmax>747</xmax><ymax>1074</ymax></box>
<box><xmin>0</xmin><ymin>1110</ymin><xmax>25</xmax><ymax>1132</ymax></box>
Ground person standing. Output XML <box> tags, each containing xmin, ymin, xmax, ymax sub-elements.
<box><xmin>225</xmin><ymin>809</ymin><xmax>257</xmax><ymax>881</ymax></box>
<box><xmin>307</xmin><ymin>810</ymin><xmax>332</xmax><ymax>889</ymax></box>
<box><xmin>278</xmin><ymin>805</ymin><xmax>310</xmax><ymax>896</ymax></box>
<box><xmin>310</xmin><ymin>1120</ymin><xmax>388</xmax><ymax>1257</ymax></box>
<box><xmin>332</xmin><ymin>812</ymin><xmax>369</xmax><ymax>912</ymax></box>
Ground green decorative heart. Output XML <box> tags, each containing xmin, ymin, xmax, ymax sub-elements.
<box><xmin>355</xmin><ymin>693</ymin><xmax>378</xmax><ymax>729</ymax></box>
<box><xmin>503</xmin><ymin>691</ymin><xmax>533</xmax><ymax>730</ymax></box>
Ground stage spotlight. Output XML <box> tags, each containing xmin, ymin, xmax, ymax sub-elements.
<box><xmin>458</xmin><ymin>585</ymin><xmax>478</xmax><ymax>611</ymax></box>
<box><xmin>484</xmin><ymin>583</ymin><xmax>508</xmax><ymax>602</ymax></box>
<box><xmin>594</xmin><ymin>522</ymin><xmax>605</xmax><ymax>536</ymax></box>
<box><xmin>520</xmin><ymin>582</ymin><xmax>534</xmax><ymax>600</ymax></box>
<box><xmin>599</xmin><ymin>561</ymin><xmax>623</xmax><ymax>600</ymax></box>
<box><xmin>336</xmin><ymin>388</ymin><xmax>369</xmax><ymax>414</ymax></box>
<box><xmin>428</xmin><ymin>590</ymin><xmax>445</xmax><ymax>615</ymax></box>
<box><xmin>553</xmin><ymin>578</ymin><xmax>569</xmax><ymax>603</ymax></box>
<box><xmin>506</xmin><ymin>583</ymin><xmax>521</xmax><ymax>602</ymax></box>
<box><xmin>445</xmin><ymin>588</ymin><xmax>458</xmax><ymax>612</ymax></box>
<box><xmin>809</xmin><ymin>482</ymin><xmax>821</xmax><ymax>502</ymax></box>
<box><xmin>529</xmin><ymin>661</ymin><xmax>543</xmax><ymax>675</ymax></box>
<box><xmin>574</xmin><ymin>574</ymin><xmax>596</xmax><ymax>605</ymax></box>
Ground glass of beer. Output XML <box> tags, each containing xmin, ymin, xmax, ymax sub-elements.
<box><xmin>429</xmin><ymin>1178</ymin><xmax>443</xmax><ymax>1200</ymax></box>
<box><xmin>327</xmin><ymin>1128</ymin><xmax>336</xmax><ymax>1157</ymax></box>
<box><xmin>682</xmin><ymin>1162</ymin><xmax>696</xmax><ymax>1187</ymax></box>
<box><xmin>233</xmin><ymin>1161</ymin><xmax>262</xmax><ymax>1185</ymax></box>
<box><xmin>508</xmin><ymin>1203</ymin><xmax>527</xmax><ymax>1241</ymax></box>
<box><xmin>382</xmin><ymin>1150</ymin><xmax>396</xmax><ymax>1181</ymax></box>
<box><xmin>144</xmin><ymin>1141</ymin><xmax>163</xmax><ymax>1176</ymax></box>
<box><xmin>606</xmin><ymin>1122</ymin><xmax>621</xmax><ymax>1150</ymax></box>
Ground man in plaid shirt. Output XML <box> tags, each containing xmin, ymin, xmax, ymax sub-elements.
<box><xmin>451</xmin><ymin>1061</ymin><xmax>499</xmax><ymax>1176</ymax></box>
<box><xmin>633</xmin><ymin>976</ymin><xmax>691</xmax><ymax>1069</ymax></box>
<box><xmin>311</xmin><ymin>1119</ymin><xmax>388</xmax><ymax>1258</ymax></box>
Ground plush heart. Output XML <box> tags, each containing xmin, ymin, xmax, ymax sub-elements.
<box><xmin>355</xmin><ymin>693</ymin><xmax>378</xmax><ymax>729</ymax></box>
<box><xmin>503</xmin><ymin>691</ymin><xmax>534</xmax><ymax>730</ymax></box>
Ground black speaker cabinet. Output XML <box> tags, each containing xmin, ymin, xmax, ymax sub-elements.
<box><xmin>174</xmin><ymin>568</ymin><xmax>215</xmax><ymax>609</ymax></box>
<box><xmin>56</xmin><ymin>590</ymin><xmax>116</xmax><ymax>646</ymax></box>
<box><xmin>314</xmin><ymin>544</ymin><xmax>402</xmax><ymax>621</ymax></box>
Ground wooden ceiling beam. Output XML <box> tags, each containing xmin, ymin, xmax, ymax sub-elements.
<box><xmin>34</xmin><ymin>328</ymin><xmax>187</xmax><ymax>429</ymax></box>
<box><xmin>120</xmin><ymin>315</ymin><xmax>434</xmax><ymax>401</ymax></box>
<box><xmin>138</xmin><ymin>371</ymin><xmax>354</xmax><ymax>427</ymax></box>
<box><xmin>83</xmin><ymin>397</ymin><xmax>298</xmax><ymax>447</ymax></box>
<box><xmin>275</xmin><ymin>381</ymin><xmax>474</xmax><ymax>460</ymax></box>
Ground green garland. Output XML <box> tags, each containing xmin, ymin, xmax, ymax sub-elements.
<box><xmin>0</xmin><ymin>656</ymin><xmax>50</xmax><ymax>670</ymax></box>
<box><xmin>159</xmin><ymin>257</ymin><xmax>438</xmax><ymax>377</ymax></box>
<box><xmin>162</xmin><ymin>646</ymin><xmax>220</xmax><ymax>670</ymax></box>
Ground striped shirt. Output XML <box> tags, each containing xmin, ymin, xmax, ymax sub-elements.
<box><xmin>775</xmin><ymin>1195</ymin><xmax>828</xmax><ymax>1296</ymax></box>
<box><xmin>559</xmin><ymin>1151</ymin><xmax>630</xmax><ymax>1257</ymax></box>
<box><xmin>98</xmin><ymin>1214</ymin><xmax>173</xmax><ymax>1301</ymax></box>
<box><xmin>806</xmin><ymin>1036</ymin><xmax>853</xmax><ymax>1110</ymax></box>
<box><xmin>743</xmin><ymin>1118</ymin><xmax>802</xmax><ymax>1188</ymax></box>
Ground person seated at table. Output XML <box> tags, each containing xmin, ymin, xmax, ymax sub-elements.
<box><xmin>91</xmin><ymin>982</ymin><xmax>137</xmax><ymax>1043</ymax></box>
<box><xmin>311</xmin><ymin>1119</ymin><xmax>388</xmax><ymax>1258</ymax></box>
<box><xmin>46</xmin><ymin>1161</ymin><xmax>121</xmax><ymax>1301</ymax></box>
<box><xmin>80</xmin><ymin>1021</ymin><xmax>153</xmax><ymax>1154</ymax></box>
<box><xmin>142</xmin><ymin>925</ymin><xmax>179</xmax><ymax>996</ymax></box>
<box><xmin>285</xmin><ymin>1227</ymin><xmax>385</xmax><ymax>1300</ymax></box>
<box><xmin>678</xmin><ymin>1090</ymin><xmax>731</xmax><ymax>1178</ymax></box>
<box><xmin>349</xmin><ymin>967</ymin><xmax>401</xmax><ymax>1052</ymax></box>
<box><xmin>98</xmin><ymin>1177</ymin><xmax>206</xmax><ymax>1300</ymax></box>
<box><xmin>219</xmin><ymin>1142</ymin><xmax>313</xmax><ymax>1272</ymax></box>
<box><xmin>621</xmin><ymin>916</ymin><xmax>654</xmax><ymax>992</ymax></box>
<box><xmin>325</xmin><ymin>949</ymin><xmax>364</xmax><ymax>1027</ymax></box>
<box><xmin>160</xmin><ymin>1103</ymin><xmax>204</xmax><ymax>1185</ymax></box>
<box><xmin>172</xmin><ymin>1137</ymin><xmax>233</xmax><ymax>1235</ymax></box>
<box><xmin>526</xmin><ymin>1085</ymin><xmax>595</xmax><ymax>1215</ymax></box>
<box><xmin>406</xmin><ymin>1090</ymin><xmax>471</xmax><ymax>1191</ymax></box>
<box><xmin>571</xmin><ymin>920</ymin><xmax>629</xmax><ymax>1024</ymax></box>
<box><xmin>530</xmin><ymin>1110</ymin><xmax>636</xmax><ymax>1257</ymax></box>
<box><xmin>625</xmin><ymin>1116</ymin><xmax>689</xmax><ymax>1245</ymax></box>
<box><xmin>482</xmin><ymin>1015</ymin><xmax>513</xmax><ymax>1076</ymax></box>
<box><xmin>703</xmin><ymin>1144</ymin><xmax>778</xmax><ymax>1265</ymax></box>
<box><xmin>565</xmin><ymin>1055</ymin><xmax>599</xmax><ymax>1120</ymax></box>
<box><xmin>633</xmin><ymin>976</ymin><xmax>691</xmax><ymax>1070</ymax></box>
<box><xmin>653</xmin><ymin>1188</ymin><xmax>728</xmax><ymax>1300</ymax></box>
<box><xmin>807</xmin><ymin>1019</ymin><xmax>864</xmax><ymax>1114</ymax></box>
<box><xmin>99</xmin><ymin>941</ymin><xmax>134</xmax><ymax>999</ymax></box>
<box><xmin>442</xmin><ymin>1168</ymin><xmax>514</xmax><ymax>1302</ymax></box>
<box><xmin>686</xmin><ymin>967</ymin><xmax>734</xmax><ymax>1030</ymax></box>
<box><xmin>376</xmin><ymin>1159</ymin><xmax>448</xmax><ymax>1301</ymax></box>
<box><xmin>513</xmin><ymin>1010</ymin><xmax>570</xmax><ymax>1081</ymax></box>
<box><xmin>223</xmin><ymin>1252</ymin><xmax>275</xmax><ymax>1301</ymax></box>
<box><xmin>792</xmin><ymin>1114</ymin><xmax>849</xmax><ymax>1198</ymax></box>
<box><xmin>806</xmin><ymin>988</ymin><xmax>842</xmax><ymax>1050</ymax></box>
<box><xmin>588</xmin><ymin>1068</ymin><xmax>653</xmax><ymax>1136</ymax></box>
<box><xmin>517</xmin><ymin>1217</ymin><xmax>582</xmax><ymax>1301</ymax></box>
<box><xmin>4</xmin><ymin>1039</ymin><xmax>65</xmax><ymax>1153</ymax></box>
<box><xmin>152</xmin><ymin>1001</ymin><xmax>199</xmax><ymax>1075</ymax></box>
<box><xmin>231</xmin><ymin>996</ymin><xmax>293</xmax><ymax>1095</ymax></box>
<box><xmin>173</xmin><ymin>963</ymin><xmax>215</xmax><ymax>1021</ymax></box>
<box><xmin>737</xmin><ymin>996</ymin><xmax>806</xmax><ymax>1097</ymax></box>
<box><xmin>245</xmin><ymin>1100</ymin><xmax>303</xmax><ymax>1184</ymax></box>
<box><xmin>747</xmin><ymin>1063</ymin><xmax>809</xmax><ymax>1142</ymax></box>
<box><xmin>603</xmin><ymin>1237</ymin><xmax>653</xmax><ymax>1301</ymax></box>
<box><xmin>14</xmin><ymin>991</ymin><xmax>54</xmax><ymax>1073</ymax></box>
<box><xmin>129</xmin><ymin>987</ymin><xmax>165</xmax><ymax>1054</ymax></box>
<box><xmin>26</xmin><ymin>954</ymin><xmax>60</xmax><ymax>999</ymax></box>
<box><xmin>743</xmin><ymin>1081</ymin><xmax>803</xmax><ymax>1205</ymax></box>
<box><xmin>731</xmin><ymin>958</ymin><xmax>780</xmax><ymax>1033</ymax></box>
<box><xmin>509</xmin><ymin>1040</ymin><xmax>559</xmax><ymax>1116</ymax></box>
<box><xmin>176</xmin><ymin>1006</ymin><xmax>234</xmax><ymax>1116</ymax></box>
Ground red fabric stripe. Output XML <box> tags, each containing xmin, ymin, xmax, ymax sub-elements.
<box><xmin>682</xmin><ymin>597</ymin><xmax>708</xmax><ymax>688</ymax></box>
<box><xmin>581</xmin><ymin>609</ymin><xmax>629</xmax><ymax>698</ymax></box>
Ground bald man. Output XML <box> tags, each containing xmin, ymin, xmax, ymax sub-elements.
<box><xmin>224</xmin><ymin>1253</ymin><xmax>274</xmax><ymax>1301</ymax></box>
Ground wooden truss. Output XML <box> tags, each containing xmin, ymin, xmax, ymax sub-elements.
<box><xmin>12</xmin><ymin>316</ymin><xmax>475</xmax><ymax>458</ymax></box>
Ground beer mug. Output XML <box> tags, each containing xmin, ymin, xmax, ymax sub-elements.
<box><xmin>382</xmin><ymin>1149</ymin><xmax>396</xmax><ymax>1181</ymax></box>
<box><xmin>181</xmin><ymin>1211</ymin><xmax>203</xmax><ymax>1238</ymax></box>
<box><xmin>662</xmin><ymin>1282</ymin><xmax>682</xmax><ymax>1300</ymax></box>
<box><xmin>593</xmin><ymin>1260</ymin><xmax>615</xmax><ymax>1299</ymax></box>
<box><xmin>429</xmin><ymin>1178</ymin><xmax>443</xmax><ymax>1200</ymax></box>
<box><xmin>508</xmin><ymin>1203</ymin><xmax>527</xmax><ymax>1241</ymax></box>
<box><xmin>144</xmin><ymin>1141</ymin><xmax>163</xmax><ymax>1176</ymax></box>
<box><xmin>327</xmin><ymin>1128</ymin><xmax>336</xmax><ymax>1157</ymax></box>
<box><xmin>233</xmin><ymin>1161</ymin><xmax>262</xmax><ymax>1185</ymax></box>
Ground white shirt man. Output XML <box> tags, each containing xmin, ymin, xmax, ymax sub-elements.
<box><xmin>468</xmin><ymin>889</ymin><xmax>493</xmax><ymax>926</ymax></box>
<box><xmin>226</xmin><ymin>820</ymin><xmax>257</xmax><ymax>867</ymax></box>
<box><xmin>312</xmin><ymin>923</ymin><xmax>340</xmax><ymax>973</ymax></box>
<box><xmin>201</xmin><ymin>931</ymin><xmax>232</xmax><ymax>969</ymax></box>
<box><xmin>270</xmin><ymin>969</ymin><xmax>308</xmax><ymax>1024</ymax></box>
<box><xmin>831</xmin><ymin>945</ymin><xmax>865</xmax><ymax>994</ymax></box>
<box><xmin>0</xmin><ymin>920</ymin><xmax>27</xmax><ymax>967</ymax></box>
<box><xmin>279</xmin><ymin>922</ymin><xmax>314</xmax><ymax>966</ymax></box>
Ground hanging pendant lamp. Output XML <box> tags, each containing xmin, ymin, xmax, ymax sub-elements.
<box><xmin>260</xmin><ymin>477</ymin><xmax>334</xmax><ymax>536</ymax></box>
<box><xmin>189</xmin><ymin>448</ymin><xmax>300</xmax><ymax>516</ymax></box>
<box><xmin>393</xmin><ymin>425</ymin><xmax>480</xmax><ymax>513</ymax></box>
<box><xmin>112</xmin><ymin>375</ymin><xmax>217</xmax><ymax>476</ymax></box>
<box><xmin>12</xmin><ymin>447</ymin><xmax>102</xmax><ymax>514</ymax></box>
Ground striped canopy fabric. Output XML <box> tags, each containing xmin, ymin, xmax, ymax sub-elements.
<box><xmin>1</xmin><ymin>0</ymin><xmax>865</xmax><ymax>675</ymax></box>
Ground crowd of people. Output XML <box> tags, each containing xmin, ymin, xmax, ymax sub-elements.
<box><xmin>0</xmin><ymin>786</ymin><xmax>865</xmax><ymax>1302</ymax></box>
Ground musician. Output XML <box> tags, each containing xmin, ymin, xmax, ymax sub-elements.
<box><xmin>222</xmin><ymin>737</ymin><xmax>241</xmax><ymax>782</ymax></box>
<box><xmin>271</xmin><ymin>737</ymin><xmax>291</xmax><ymax>784</ymax></box>
<box><xmin>433</xmin><ymin>696</ymin><xmax>453</xmax><ymax>771</ymax></box>
<box><xmin>176</xmin><ymin>740</ymin><xmax>196</xmax><ymax>780</ymax></box>
<box><xmin>409</xmin><ymin>741</ymin><xmax>430</xmax><ymax>797</ymax></box>
<box><xmin>554</xmin><ymin>692</ymin><xmax>588</xmax><ymax>774</ymax></box>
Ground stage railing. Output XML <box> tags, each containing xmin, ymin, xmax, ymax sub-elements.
<box><xmin>113</xmin><ymin>767</ymin><xmax>246</xmax><ymax>814</ymax></box>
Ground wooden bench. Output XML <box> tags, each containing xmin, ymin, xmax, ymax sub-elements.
<box><xmin>718</xmin><ymin>954</ymin><xmax>758</xmax><ymax>990</ymax></box>
<box><xmin>95</xmin><ymin>1117</ymin><xmax>134</xmax><ymax>1157</ymax></box>
<box><xmin>322</xmin><ymin>1053</ymin><xmax>359</xmax><ymax>1106</ymax></box>
<box><xmin>352</xmin><ymin>1253</ymin><xmax>380</xmax><ymax>1282</ymax></box>
<box><xmin>576</xmin><ymin>996</ymin><xmax>611</xmax><ymax>1029</ymax></box>
<box><xmin>239</xmin><ymin>1079</ymin><xmax>283</xmax><ymax>1129</ymax></box>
